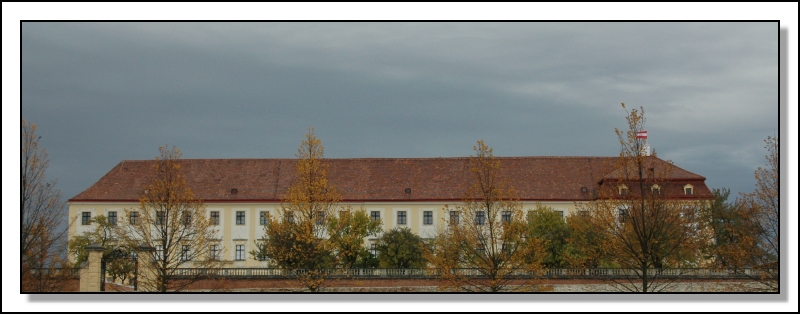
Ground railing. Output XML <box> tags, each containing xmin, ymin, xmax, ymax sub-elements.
<box><xmin>27</xmin><ymin>267</ymin><xmax>82</xmax><ymax>278</ymax></box>
<box><xmin>169</xmin><ymin>268</ymin><xmax>777</xmax><ymax>280</ymax></box>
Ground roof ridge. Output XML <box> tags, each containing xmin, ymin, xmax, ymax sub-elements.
<box><xmin>119</xmin><ymin>156</ymin><xmax>618</xmax><ymax>162</ymax></box>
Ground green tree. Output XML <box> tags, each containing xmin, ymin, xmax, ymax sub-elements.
<box><xmin>377</xmin><ymin>228</ymin><xmax>427</xmax><ymax>269</ymax></box>
<box><xmin>703</xmin><ymin>188</ymin><xmax>747</xmax><ymax>268</ymax></box>
<box><xmin>563</xmin><ymin>211</ymin><xmax>611</xmax><ymax>269</ymax></box>
<box><xmin>526</xmin><ymin>204</ymin><xmax>570</xmax><ymax>268</ymax></box>
<box><xmin>67</xmin><ymin>215</ymin><xmax>135</xmax><ymax>285</ymax></box>
<box><xmin>327</xmin><ymin>209</ymin><xmax>382</xmax><ymax>269</ymax></box>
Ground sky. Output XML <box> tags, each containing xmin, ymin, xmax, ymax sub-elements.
<box><xmin>4</xmin><ymin>2</ymin><xmax>797</xmax><ymax>313</ymax></box>
<box><xmin>19</xmin><ymin>21</ymin><xmax>778</xmax><ymax>202</ymax></box>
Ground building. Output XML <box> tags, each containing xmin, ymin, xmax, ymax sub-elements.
<box><xmin>67</xmin><ymin>156</ymin><xmax>712</xmax><ymax>267</ymax></box>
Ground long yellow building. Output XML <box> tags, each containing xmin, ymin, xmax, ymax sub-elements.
<box><xmin>68</xmin><ymin>156</ymin><xmax>712</xmax><ymax>267</ymax></box>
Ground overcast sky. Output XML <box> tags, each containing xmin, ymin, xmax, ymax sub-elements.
<box><xmin>19</xmin><ymin>22</ymin><xmax>778</xmax><ymax>202</ymax></box>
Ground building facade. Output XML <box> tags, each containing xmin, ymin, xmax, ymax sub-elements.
<box><xmin>68</xmin><ymin>156</ymin><xmax>713</xmax><ymax>267</ymax></box>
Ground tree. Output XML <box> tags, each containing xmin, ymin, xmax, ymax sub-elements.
<box><xmin>703</xmin><ymin>188</ymin><xmax>749</xmax><ymax>269</ymax></box>
<box><xmin>326</xmin><ymin>209</ymin><xmax>382</xmax><ymax>269</ymax></box>
<box><xmin>563</xmin><ymin>210</ymin><xmax>611</xmax><ymax>269</ymax></box>
<box><xmin>253</xmin><ymin>128</ymin><xmax>344</xmax><ymax>292</ymax></box>
<box><xmin>376</xmin><ymin>228</ymin><xmax>427</xmax><ymax>269</ymax></box>
<box><xmin>526</xmin><ymin>204</ymin><xmax>571</xmax><ymax>269</ymax></box>
<box><xmin>67</xmin><ymin>215</ymin><xmax>135</xmax><ymax>286</ymax></box>
<box><xmin>577</xmin><ymin>104</ymin><xmax>707</xmax><ymax>292</ymax></box>
<box><xmin>426</xmin><ymin>140</ymin><xmax>543</xmax><ymax>292</ymax></box>
<box><xmin>738</xmin><ymin>136</ymin><xmax>779</xmax><ymax>290</ymax></box>
<box><xmin>117</xmin><ymin>145</ymin><xmax>221</xmax><ymax>292</ymax></box>
<box><xmin>21</xmin><ymin>119</ymin><xmax>71</xmax><ymax>292</ymax></box>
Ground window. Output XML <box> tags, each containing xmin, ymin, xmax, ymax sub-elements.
<box><xmin>579</xmin><ymin>210</ymin><xmax>589</xmax><ymax>217</ymax></box>
<box><xmin>449</xmin><ymin>211</ymin><xmax>459</xmax><ymax>226</ymax></box>
<box><xmin>181</xmin><ymin>245</ymin><xmax>191</xmax><ymax>261</ymax></box>
<box><xmin>285</xmin><ymin>211</ymin><xmax>295</xmax><ymax>224</ymax></box>
<box><xmin>260</xmin><ymin>211</ymin><xmax>269</xmax><ymax>225</ymax></box>
<box><xmin>502</xmin><ymin>211</ymin><xmax>512</xmax><ymax>223</ymax></box>
<box><xmin>236</xmin><ymin>211</ymin><xmax>245</xmax><ymax>225</ymax></box>
<box><xmin>316</xmin><ymin>211</ymin><xmax>325</xmax><ymax>225</ymax></box>
<box><xmin>619</xmin><ymin>185</ymin><xmax>629</xmax><ymax>196</ymax></box>
<box><xmin>684</xmin><ymin>185</ymin><xmax>694</xmax><ymax>195</ymax></box>
<box><xmin>209</xmin><ymin>245</ymin><xmax>219</xmax><ymax>260</ymax></box>
<box><xmin>108</xmin><ymin>211</ymin><xmax>117</xmax><ymax>225</ymax></box>
<box><xmin>371</xmin><ymin>211</ymin><xmax>381</xmax><ymax>222</ymax></box>
<box><xmin>475</xmin><ymin>211</ymin><xmax>486</xmax><ymax>225</ymax></box>
<box><xmin>81</xmin><ymin>212</ymin><xmax>91</xmax><ymax>225</ymax></box>
<box><xmin>129</xmin><ymin>211</ymin><xmax>139</xmax><ymax>225</ymax></box>
<box><xmin>397</xmin><ymin>211</ymin><xmax>407</xmax><ymax>225</ymax></box>
<box><xmin>155</xmin><ymin>245</ymin><xmax>164</xmax><ymax>260</ymax></box>
<box><xmin>618</xmin><ymin>208</ymin><xmax>628</xmax><ymax>223</ymax></box>
<box><xmin>235</xmin><ymin>244</ymin><xmax>245</xmax><ymax>261</ymax></box>
<box><xmin>502</xmin><ymin>243</ymin><xmax>510</xmax><ymax>254</ymax></box>
<box><xmin>423</xmin><ymin>211</ymin><xmax>433</xmax><ymax>225</ymax></box>
<box><xmin>210</xmin><ymin>211</ymin><xmax>219</xmax><ymax>225</ymax></box>
<box><xmin>182</xmin><ymin>211</ymin><xmax>192</xmax><ymax>226</ymax></box>
<box><xmin>156</xmin><ymin>211</ymin><xmax>165</xmax><ymax>225</ymax></box>
<box><xmin>651</xmin><ymin>185</ymin><xmax>661</xmax><ymax>195</ymax></box>
<box><xmin>680</xmin><ymin>207</ymin><xmax>695</xmax><ymax>220</ymax></box>
<box><xmin>557</xmin><ymin>210</ymin><xmax>564</xmax><ymax>220</ymax></box>
<box><xmin>370</xmin><ymin>243</ymin><xmax>379</xmax><ymax>257</ymax></box>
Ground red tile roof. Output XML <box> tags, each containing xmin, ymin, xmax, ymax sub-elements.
<box><xmin>69</xmin><ymin>156</ymin><xmax>712</xmax><ymax>203</ymax></box>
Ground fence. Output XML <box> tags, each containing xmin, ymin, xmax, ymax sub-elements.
<box><xmin>27</xmin><ymin>267</ymin><xmax>82</xmax><ymax>279</ymax></box>
<box><xmin>169</xmin><ymin>268</ymin><xmax>777</xmax><ymax>280</ymax></box>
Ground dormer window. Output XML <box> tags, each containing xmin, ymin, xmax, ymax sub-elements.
<box><xmin>684</xmin><ymin>184</ymin><xmax>693</xmax><ymax>195</ymax></box>
<box><xmin>651</xmin><ymin>184</ymin><xmax>661</xmax><ymax>195</ymax></box>
<box><xmin>618</xmin><ymin>185</ymin><xmax>629</xmax><ymax>196</ymax></box>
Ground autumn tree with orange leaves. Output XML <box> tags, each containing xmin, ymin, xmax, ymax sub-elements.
<box><xmin>21</xmin><ymin>119</ymin><xmax>72</xmax><ymax>292</ymax></box>
<box><xmin>708</xmin><ymin>136</ymin><xmax>779</xmax><ymax>290</ymax></box>
<box><xmin>253</xmin><ymin>128</ymin><xmax>364</xmax><ymax>292</ymax></box>
<box><xmin>577</xmin><ymin>104</ymin><xmax>708</xmax><ymax>292</ymax></box>
<box><xmin>118</xmin><ymin>145</ymin><xmax>222</xmax><ymax>292</ymax></box>
<box><xmin>426</xmin><ymin>140</ymin><xmax>544</xmax><ymax>292</ymax></box>
<box><xmin>740</xmin><ymin>136</ymin><xmax>779</xmax><ymax>290</ymax></box>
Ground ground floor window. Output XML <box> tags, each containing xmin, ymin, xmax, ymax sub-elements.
<box><xmin>235</xmin><ymin>244</ymin><xmax>245</xmax><ymax>261</ymax></box>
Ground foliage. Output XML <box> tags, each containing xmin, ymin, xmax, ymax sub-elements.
<box><xmin>253</xmin><ymin>128</ymin><xmax>345</xmax><ymax>291</ymax></box>
<box><xmin>703</xmin><ymin>188</ymin><xmax>749</xmax><ymax>268</ymax></box>
<box><xmin>563</xmin><ymin>211</ymin><xmax>612</xmax><ymax>268</ymax></box>
<box><xmin>67</xmin><ymin>215</ymin><xmax>136</xmax><ymax>284</ymax></box>
<box><xmin>21</xmin><ymin>119</ymin><xmax>71</xmax><ymax>292</ymax></box>
<box><xmin>738</xmin><ymin>136</ymin><xmax>779</xmax><ymax>290</ymax></box>
<box><xmin>21</xmin><ymin>221</ymin><xmax>73</xmax><ymax>292</ymax></box>
<box><xmin>426</xmin><ymin>140</ymin><xmax>544</xmax><ymax>292</ymax></box>
<box><xmin>576</xmin><ymin>104</ymin><xmax>707</xmax><ymax>292</ymax></box>
<box><xmin>117</xmin><ymin>145</ymin><xmax>221</xmax><ymax>292</ymax></box>
<box><xmin>327</xmin><ymin>209</ymin><xmax>383</xmax><ymax>269</ymax></box>
<box><xmin>526</xmin><ymin>204</ymin><xmax>571</xmax><ymax>268</ymax></box>
<box><xmin>376</xmin><ymin>228</ymin><xmax>428</xmax><ymax>269</ymax></box>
